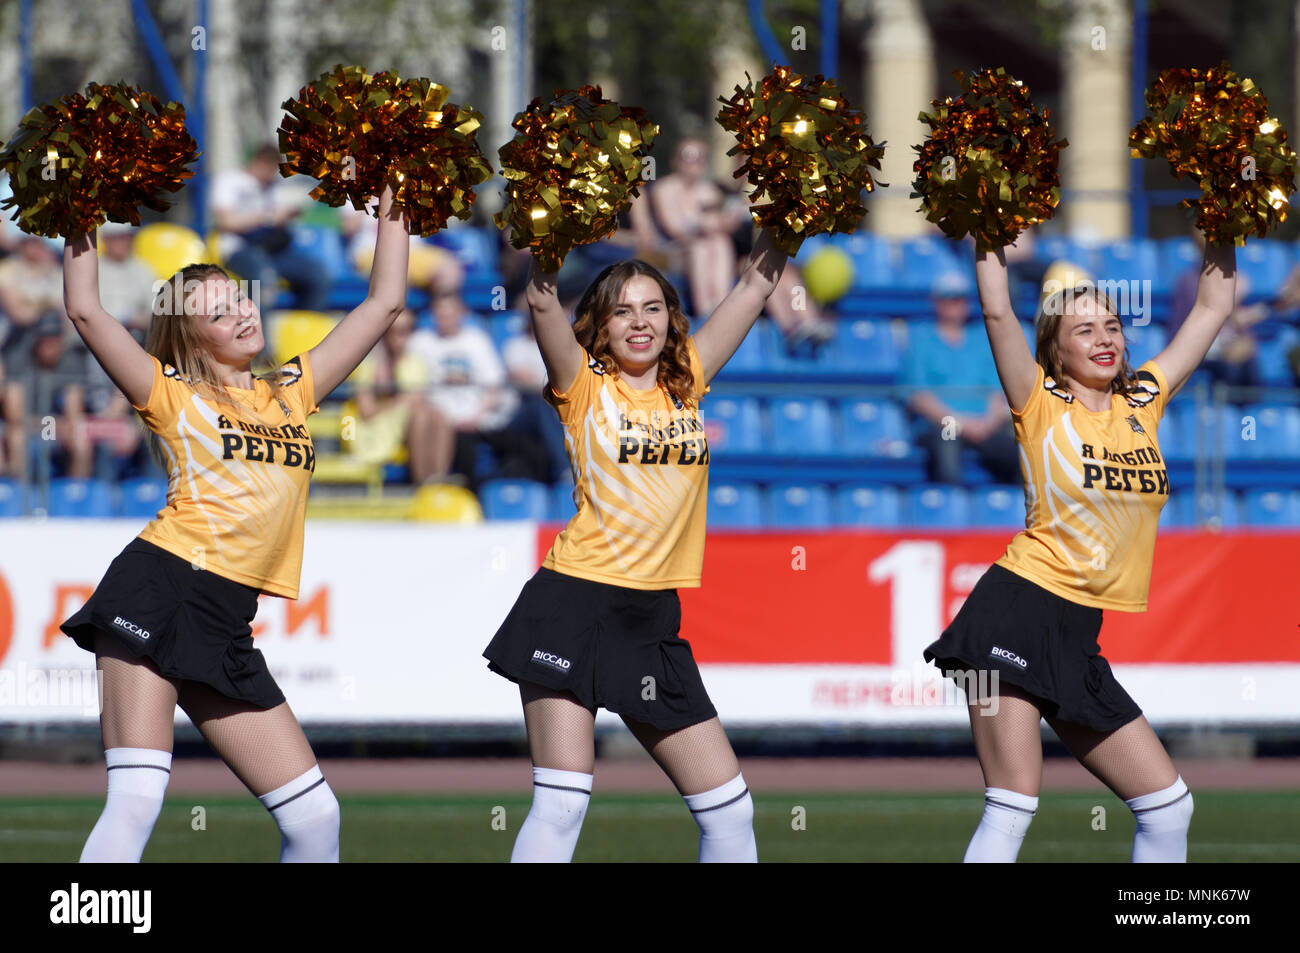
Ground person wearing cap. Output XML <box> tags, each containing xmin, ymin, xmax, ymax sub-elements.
<box><xmin>904</xmin><ymin>269</ymin><xmax>1019</xmax><ymax>485</ymax></box>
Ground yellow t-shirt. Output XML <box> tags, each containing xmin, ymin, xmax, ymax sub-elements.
<box><xmin>997</xmin><ymin>359</ymin><xmax>1171</xmax><ymax>612</ymax></box>
<box><xmin>542</xmin><ymin>337</ymin><xmax>711</xmax><ymax>590</ymax></box>
<box><xmin>133</xmin><ymin>353</ymin><xmax>319</xmax><ymax>598</ymax></box>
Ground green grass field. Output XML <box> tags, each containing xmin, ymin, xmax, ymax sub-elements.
<box><xmin>2</xmin><ymin>791</ymin><xmax>1296</xmax><ymax>862</ymax></box>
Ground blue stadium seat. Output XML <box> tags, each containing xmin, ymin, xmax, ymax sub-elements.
<box><xmin>1100</xmin><ymin>238</ymin><xmax>1163</xmax><ymax>292</ymax></box>
<box><xmin>708</xmin><ymin>482</ymin><xmax>763</xmax><ymax>528</ymax></box>
<box><xmin>1236</xmin><ymin>241</ymin><xmax>1292</xmax><ymax>299</ymax></box>
<box><xmin>831</xmin><ymin>318</ymin><xmax>900</xmax><ymax>381</ymax></box>
<box><xmin>1158</xmin><ymin>236</ymin><xmax>1200</xmax><ymax>291</ymax></box>
<box><xmin>718</xmin><ymin>319</ymin><xmax>770</xmax><ymax>374</ymax></box>
<box><xmin>1244</xmin><ymin>488</ymin><xmax>1300</xmax><ymax>527</ymax></box>
<box><xmin>838</xmin><ymin>399</ymin><xmax>910</xmax><ymax>458</ymax></box>
<box><xmin>701</xmin><ymin>397</ymin><xmax>764</xmax><ymax>455</ymax></box>
<box><xmin>1180</xmin><ymin>489</ymin><xmax>1242</xmax><ymax>529</ymax></box>
<box><xmin>971</xmin><ymin>485</ymin><xmax>1026</xmax><ymax>529</ymax></box>
<box><xmin>765</xmin><ymin>483</ymin><xmax>833</xmax><ymax>527</ymax></box>
<box><xmin>48</xmin><ymin>478</ymin><xmax>115</xmax><ymax>518</ymax></box>
<box><xmin>480</xmin><ymin>479</ymin><xmax>550</xmax><ymax>520</ymax></box>
<box><xmin>768</xmin><ymin>397</ymin><xmax>835</xmax><ymax>456</ymax></box>
<box><xmin>0</xmin><ymin>478</ymin><xmax>25</xmax><ymax>517</ymax></box>
<box><xmin>843</xmin><ymin>232</ymin><xmax>895</xmax><ymax>290</ymax></box>
<box><xmin>905</xmin><ymin>484</ymin><xmax>971</xmax><ymax>528</ymax></box>
<box><xmin>833</xmin><ymin>484</ymin><xmax>902</xmax><ymax>527</ymax></box>
<box><xmin>118</xmin><ymin>478</ymin><xmax>168</xmax><ymax>519</ymax></box>
<box><xmin>1242</xmin><ymin>404</ymin><xmax>1300</xmax><ymax>460</ymax></box>
<box><xmin>1255</xmin><ymin>327</ymin><xmax>1300</xmax><ymax>386</ymax></box>
<box><xmin>550</xmin><ymin>482</ymin><xmax>578</xmax><ymax>521</ymax></box>
<box><xmin>488</xmin><ymin>311</ymin><xmax>527</xmax><ymax>352</ymax></box>
<box><xmin>898</xmin><ymin>237</ymin><xmax>964</xmax><ymax>292</ymax></box>
<box><xmin>290</xmin><ymin>225</ymin><xmax>351</xmax><ymax>282</ymax></box>
<box><xmin>430</xmin><ymin>227</ymin><xmax>496</xmax><ymax>275</ymax></box>
<box><xmin>1179</xmin><ymin>403</ymin><xmax>1247</xmax><ymax>460</ymax></box>
<box><xmin>1036</xmin><ymin>236</ymin><xmax>1101</xmax><ymax>275</ymax></box>
<box><xmin>1123</xmin><ymin>323</ymin><xmax>1166</xmax><ymax>370</ymax></box>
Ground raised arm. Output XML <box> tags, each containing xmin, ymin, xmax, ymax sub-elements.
<box><xmin>525</xmin><ymin>260</ymin><xmax>585</xmax><ymax>394</ymax></box>
<box><xmin>976</xmin><ymin>246</ymin><xmax>1038</xmax><ymax>413</ymax></box>
<box><xmin>63</xmin><ymin>232</ymin><xmax>155</xmax><ymax>408</ymax></box>
<box><xmin>308</xmin><ymin>184</ymin><xmax>409</xmax><ymax>401</ymax></box>
<box><xmin>691</xmin><ymin>227</ymin><xmax>788</xmax><ymax>385</ymax></box>
<box><xmin>1151</xmin><ymin>243</ymin><xmax>1236</xmax><ymax>399</ymax></box>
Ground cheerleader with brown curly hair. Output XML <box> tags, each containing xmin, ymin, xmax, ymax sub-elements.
<box><xmin>483</xmin><ymin>230</ymin><xmax>787</xmax><ymax>862</ymax></box>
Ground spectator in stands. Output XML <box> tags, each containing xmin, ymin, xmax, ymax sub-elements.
<box><xmin>501</xmin><ymin>320</ymin><xmax>570</xmax><ymax>484</ymax></box>
<box><xmin>1170</xmin><ymin>243</ymin><xmax>1267</xmax><ymax>389</ymax></box>
<box><xmin>0</xmin><ymin>236</ymin><xmax>67</xmax><ymax>478</ymax></box>
<box><xmin>410</xmin><ymin>290</ymin><xmax>548</xmax><ymax>489</ymax></box>
<box><xmin>211</xmin><ymin>144</ymin><xmax>329</xmax><ymax>313</ymax></box>
<box><xmin>906</xmin><ymin>270</ymin><xmax>1019</xmax><ymax>484</ymax></box>
<box><xmin>26</xmin><ymin>311</ymin><xmax>94</xmax><ymax>478</ymax></box>
<box><xmin>352</xmin><ymin>307</ymin><xmax>453</xmax><ymax>484</ymax></box>
<box><xmin>339</xmin><ymin>203</ymin><xmax>465</xmax><ymax>299</ymax></box>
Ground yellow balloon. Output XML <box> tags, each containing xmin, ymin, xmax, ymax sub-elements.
<box><xmin>802</xmin><ymin>246</ymin><xmax>854</xmax><ymax>304</ymax></box>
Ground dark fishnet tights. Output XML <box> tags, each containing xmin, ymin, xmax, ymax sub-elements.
<box><xmin>520</xmin><ymin>682</ymin><xmax>741</xmax><ymax>796</ymax></box>
<box><xmin>968</xmin><ymin>678</ymin><xmax>1179</xmax><ymax>800</ymax></box>
<box><xmin>94</xmin><ymin>633</ymin><xmax>318</xmax><ymax>796</ymax></box>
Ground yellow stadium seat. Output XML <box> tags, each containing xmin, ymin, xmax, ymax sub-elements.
<box><xmin>411</xmin><ymin>484</ymin><xmax>483</xmax><ymax>524</ymax></box>
<box><xmin>205</xmin><ymin>231</ymin><xmax>224</xmax><ymax>267</ymax></box>
<box><xmin>269</xmin><ymin>310</ymin><xmax>336</xmax><ymax>366</ymax></box>
<box><xmin>132</xmin><ymin>223</ymin><xmax>210</xmax><ymax>281</ymax></box>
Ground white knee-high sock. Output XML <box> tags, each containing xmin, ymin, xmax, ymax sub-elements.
<box><xmin>511</xmin><ymin>767</ymin><xmax>593</xmax><ymax>863</ymax></box>
<box><xmin>683</xmin><ymin>774</ymin><xmax>757</xmax><ymax>863</ymax></box>
<box><xmin>80</xmin><ymin>747</ymin><xmax>172</xmax><ymax>863</ymax></box>
<box><xmin>258</xmin><ymin>765</ymin><xmax>340</xmax><ymax>863</ymax></box>
<box><xmin>964</xmin><ymin>787</ymin><xmax>1038</xmax><ymax>863</ymax></box>
<box><xmin>1127</xmin><ymin>776</ymin><xmax>1193</xmax><ymax>863</ymax></box>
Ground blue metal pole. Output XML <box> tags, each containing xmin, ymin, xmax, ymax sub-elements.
<box><xmin>747</xmin><ymin>0</ymin><xmax>785</xmax><ymax>66</ymax></box>
<box><xmin>1130</xmin><ymin>0</ymin><xmax>1148</xmax><ymax>238</ymax></box>
<box><xmin>191</xmin><ymin>0</ymin><xmax>208</xmax><ymax>236</ymax></box>
<box><xmin>130</xmin><ymin>0</ymin><xmax>188</xmax><ymax>105</ymax></box>
<box><xmin>821</xmin><ymin>0</ymin><xmax>837</xmax><ymax>78</ymax></box>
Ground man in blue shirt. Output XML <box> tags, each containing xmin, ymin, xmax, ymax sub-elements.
<box><xmin>905</xmin><ymin>271</ymin><xmax>1019</xmax><ymax>485</ymax></box>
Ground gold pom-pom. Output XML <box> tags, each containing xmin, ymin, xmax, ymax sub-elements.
<box><xmin>1130</xmin><ymin>63</ymin><xmax>1296</xmax><ymax>245</ymax></box>
<box><xmin>494</xmin><ymin>86</ymin><xmax>658</xmax><ymax>273</ymax></box>
<box><xmin>716</xmin><ymin>64</ymin><xmax>884</xmax><ymax>255</ymax></box>
<box><xmin>279</xmin><ymin>65</ymin><xmax>492</xmax><ymax>236</ymax></box>
<box><xmin>0</xmin><ymin>82</ymin><xmax>197</xmax><ymax>239</ymax></box>
<box><xmin>911</xmin><ymin>68</ymin><xmax>1067</xmax><ymax>252</ymax></box>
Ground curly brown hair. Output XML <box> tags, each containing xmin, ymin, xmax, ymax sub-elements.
<box><xmin>1034</xmin><ymin>283</ymin><xmax>1140</xmax><ymax>395</ymax></box>
<box><xmin>562</xmin><ymin>259</ymin><xmax>698</xmax><ymax>408</ymax></box>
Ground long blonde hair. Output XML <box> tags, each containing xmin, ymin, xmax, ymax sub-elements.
<box><xmin>143</xmin><ymin>264</ymin><xmax>281</xmax><ymax>464</ymax></box>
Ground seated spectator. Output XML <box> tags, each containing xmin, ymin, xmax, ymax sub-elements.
<box><xmin>340</xmin><ymin>203</ymin><xmax>465</xmax><ymax>298</ymax></box>
<box><xmin>21</xmin><ymin>312</ymin><xmax>93</xmax><ymax>478</ymax></box>
<box><xmin>905</xmin><ymin>270</ymin><xmax>1019</xmax><ymax>485</ymax></box>
<box><xmin>96</xmin><ymin>224</ymin><xmax>156</xmax><ymax>336</ymax></box>
<box><xmin>351</xmin><ymin>307</ymin><xmax>453</xmax><ymax>484</ymax></box>
<box><xmin>0</xmin><ymin>236</ymin><xmax>66</xmax><ymax>478</ymax></box>
<box><xmin>409</xmin><ymin>290</ymin><xmax>548</xmax><ymax>490</ymax></box>
<box><xmin>211</xmin><ymin>143</ymin><xmax>329</xmax><ymax>313</ymax></box>
<box><xmin>501</xmin><ymin>320</ymin><xmax>570</xmax><ymax>483</ymax></box>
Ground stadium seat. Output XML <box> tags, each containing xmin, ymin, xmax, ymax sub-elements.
<box><xmin>720</xmin><ymin>319</ymin><xmax>768</xmax><ymax>374</ymax></box>
<box><xmin>47</xmin><ymin>478</ymin><xmax>115</xmax><ymax>518</ymax></box>
<box><xmin>837</xmin><ymin>399</ymin><xmax>910</xmax><ymax>458</ymax></box>
<box><xmin>269</xmin><ymin>310</ymin><xmax>337</xmax><ymax>366</ymax></box>
<box><xmin>971</xmin><ymin>485</ymin><xmax>1027</xmax><ymax>529</ymax></box>
<box><xmin>898</xmin><ymin>237</ymin><xmax>964</xmax><ymax>292</ymax></box>
<box><xmin>1183</xmin><ymin>403</ymin><xmax>1249</xmax><ymax>460</ymax></box>
<box><xmin>831</xmin><ymin>318</ymin><xmax>901</xmax><ymax>381</ymax></box>
<box><xmin>550</xmin><ymin>482</ymin><xmax>579</xmax><ymax>521</ymax></box>
<box><xmin>118</xmin><ymin>478</ymin><xmax>168</xmax><ymax>519</ymax></box>
<box><xmin>701</xmin><ymin>397</ymin><xmax>764</xmax><ymax>455</ymax></box>
<box><xmin>289</xmin><ymin>225</ymin><xmax>352</xmax><ymax>283</ymax></box>
<box><xmin>0</xmin><ymin>478</ymin><xmax>25</xmax><ymax>517</ymax></box>
<box><xmin>765</xmin><ymin>483</ymin><xmax>833</xmax><ymax>528</ymax></box>
<box><xmin>488</xmin><ymin>311</ymin><xmax>527</xmax><ymax>352</ymax></box>
<box><xmin>832</xmin><ymin>484</ymin><xmax>902</xmax><ymax>527</ymax></box>
<box><xmin>843</xmin><ymin>232</ymin><xmax>895</xmax><ymax>290</ymax></box>
<box><xmin>1244</xmin><ymin>488</ymin><xmax>1300</xmax><ymax>527</ymax></box>
<box><xmin>1179</xmin><ymin>489</ymin><xmax>1242</xmax><ymax>529</ymax></box>
<box><xmin>1255</xmin><ymin>327</ymin><xmax>1300</xmax><ymax>386</ymax></box>
<box><xmin>131</xmin><ymin>223</ymin><xmax>209</xmax><ymax>282</ymax></box>
<box><xmin>707</xmin><ymin>482</ymin><xmax>763</xmax><ymax>528</ymax></box>
<box><xmin>905</xmin><ymin>484</ymin><xmax>971</xmax><ymax>528</ymax></box>
<box><xmin>1241</xmin><ymin>404</ymin><xmax>1300</xmax><ymax>460</ymax></box>
<box><xmin>1099</xmin><ymin>238</ymin><xmax>1163</xmax><ymax>294</ymax></box>
<box><xmin>1158</xmin><ymin>236</ymin><xmax>1200</xmax><ymax>291</ymax></box>
<box><xmin>479</xmin><ymin>479</ymin><xmax>550</xmax><ymax>521</ymax></box>
<box><xmin>1123</xmin><ymin>323</ymin><xmax>1166</xmax><ymax>370</ymax></box>
<box><xmin>1036</xmin><ymin>236</ymin><xmax>1100</xmax><ymax>275</ymax></box>
<box><xmin>431</xmin><ymin>226</ymin><xmax>497</xmax><ymax>275</ymax></box>
<box><xmin>768</xmin><ymin>397</ymin><xmax>835</xmax><ymax>457</ymax></box>
<box><xmin>1237</xmin><ymin>241</ymin><xmax>1292</xmax><ymax>299</ymax></box>
<box><xmin>410</xmin><ymin>483</ymin><xmax>482</xmax><ymax>523</ymax></box>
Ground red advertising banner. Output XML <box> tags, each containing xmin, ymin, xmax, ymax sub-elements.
<box><xmin>538</xmin><ymin>529</ymin><xmax>1300</xmax><ymax>666</ymax></box>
